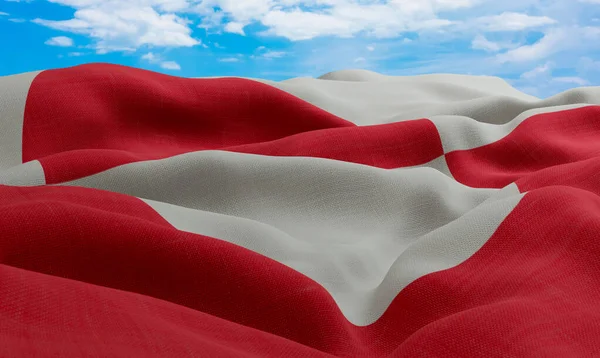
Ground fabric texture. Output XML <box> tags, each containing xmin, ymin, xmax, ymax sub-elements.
<box><xmin>1</xmin><ymin>63</ymin><xmax>600</xmax><ymax>357</ymax></box>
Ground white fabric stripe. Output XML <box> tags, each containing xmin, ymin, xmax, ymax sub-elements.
<box><xmin>0</xmin><ymin>160</ymin><xmax>46</xmax><ymax>186</ymax></box>
<box><xmin>0</xmin><ymin>71</ymin><xmax>40</xmax><ymax>170</ymax></box>
<box><xmin>406</xmin><ymin>154</ymin><xmax>453</xmax><ymax>178</ymax></box>
<box><xmin>252</xmin><ymin>72</ymin><xmax>600</xmax><ymax>132</ymax></box>
<box><xmin>58</xmin><ymin>150</ymin><xmax>522</xmax><ymax>325</ymax></box>
<box><xmin>143</xmin><ymin>185</ymin><xmax>521</xmax><ymax>326</ymax></box>
<box><xmin>252</xmin><ymin>73</ymin><xmax>538</xmax><ymax>126</ymax></box>
<box><xmin>429</xmin><ymin>103</ymin><xmax>595</xmax><ymax>152</ymax></box>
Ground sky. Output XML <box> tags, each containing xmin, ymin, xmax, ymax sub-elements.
<box><xmin>1</xmin><ymin>0</ymin><xmax>600</xmax><ymax>98</ymax></box>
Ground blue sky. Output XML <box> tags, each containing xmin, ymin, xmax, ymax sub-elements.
<box><xmin>1</xmin><ymin>0</ymin><xmax>600</xmax><ymax>98</ymax></box>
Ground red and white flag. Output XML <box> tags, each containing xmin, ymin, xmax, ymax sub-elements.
<box><xmin>2</xmin><ymin>63</ymin><xmax>600</xmax><ymax>357</ymax></box>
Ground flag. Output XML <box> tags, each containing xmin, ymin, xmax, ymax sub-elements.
<box><xmin>1</xmin><ymin>63</ymin><xmax>600</xmax><ymax>357</ymax></box>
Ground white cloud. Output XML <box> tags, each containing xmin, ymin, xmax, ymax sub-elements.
<box><xmin>224</xmin><ymin>21</ymin><xmax>246</xmax><ymax>35</ymax></box>
<box><xmin>520</xmin><ymin>62</ymin><xmax>552</xmax><ymax>79</ymax></box>
<box><xmin>496</xmin><ymin>28</ymin><xmax>567</xmax><ymax>63</ymax></box>
<box><xmin>27</xmin><ymin>0</ymin><xmax>562</xmax><ymax>46</ymax></box>
<box><xmin>219</xmin><ymin>57</ymin><xmax>241</xmax><ymax>62</ymax></box>
<box><xmin>210</xmin><ymin>0</ymin><xmax>272</xmax><ymax>23</ymax></box>
<box><xmin>260</xmin><ymin>10</ymin><xmax>355</xmax><ymax>40</ymax></box>
<box><xmin>199</xmin><ymin>0</ymin><xmax>470</xmax><ymax>41</ymax></box>
<box><xmin>45</xmin><ymin>0</ymin><xmax>192</xmax><ymax>12</ymax></box>
<box><xmin>475</xmin><ymin>12</ymin><xmax>556</xmax><ymax>31</ymax></box>
<box><xmin>141</xmin><ymin>51</ymin><xmax>181</xmax><ymax>70</ymax></box>
<box><xmin>262</xmin><ymin>50</ymin><xmax>286</xmax><ymax>58</ymax></box>
<box><xmin>0</xmin><ymin>12</ymin><xmax>9</xmax><ymax>16</ymax></box>
<box><xmin>432</xmin><ymin>0</ymin><xmax>478</xmax><ymax>10</ymax></box>
<box><xmin>45</xmin><ymin>36</ymin><xmax>75</xmax><ymax>47</ymax></box>
<box><xmin>552</xmin><ymin>76</ymin><xmax>589</xmax><ymax>86</ymax></box>
<box><xmin>511</xmin><ymin>56</ymin><xmax>594</xmax><ymax>98</ymax></box>
<box><xmin>8</xmin><ymin>18</ymin><xmax>26</xmax><ymax>23</ymax></box>
<box><xmin>141</xmin><ymin>52</ymin><xmax>158</xmax><ymax>61</ymax></box>
<box><xmin>496</xmin><ymin>26</ymin><xmax>600</xmax><ymax>63</ymax></box>
<box><xmin>471</xmin><ymin>34</ymin><xmax>501</xmax><ymax>52</ymax></box>
<box><xmin>68</xmin><ymin>52</ymin><xmax>85</xmax><ymax>56</ymax></box>
<box><xmin>160</xmin><ymin>60</ymin><xmax>181</xmax><ymax>70</ymax></box>
<box><xmin>34</xmin><ymin>1</ymin><xmax>199</xmax><ymax>52</ymax></box>
<box><xmin>197</xmin><ymin>8</ymin><xmax>225</xmax><ymax>31</ymax></box>
<box><xmin>251</xmin><ymin>47</ymin><xmax>286</xmax><ymax>59</ymax></box>
<box><xmin>12</xmin><ymin>0</ymin><xmax>600</xmax><ymax>98</ymax></box>
<box><xmin>578</xmin><ymin>57</ymin><xmax>600</xmax><ymax>72</ymax></box>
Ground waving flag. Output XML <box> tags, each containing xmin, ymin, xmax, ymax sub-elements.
<box><xmin>2</xmin><ymin>63</ymin><xmax>600</xmax><ymax>357</ymax></box>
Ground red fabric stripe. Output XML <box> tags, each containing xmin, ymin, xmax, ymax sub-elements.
<box><xmin>392</xmin><ymin>186</ymin><xmax>600</xmax><ymax>356</ymax></box>
<box><xmin>23</xmin><ymin>63</ymin><xmax>352</xmax><ymax>182</ymax></box>
<box><xmin>3</xmin><ymin>182</ymin><xmax>600</xmax><ymax>356</ymax></box>
<box><xmin>12</xmin><ymin>64</ymin><xmax>600</xmax><ymax>356</ymax></box>
<box><xmin>226</xmin><ymin>118</ymin><xmax>441</xmax><ymax>169</ymax></box>
<box><xmin>445</xmin><ymin>105</ymin><xmax>600</xmax><ymax>188</ymax></box>
<box><xmin>0</xmin><ymin>185</ymin><xmax>376</xmax><ymax>356</ymax></box>
<box><xmin>23</xmin><ymin>64</ymin><xmax>442</xmax><ymax>183</ymax></box>
<box><xmin>0</xmin><ymin>264</ymin><xmax>330</xmax><ymax>358</ymax></box>
<box><xmin>516</xmin><ymin>156</ymin><xmax>600</xmax><ymax>193</ymax></box>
